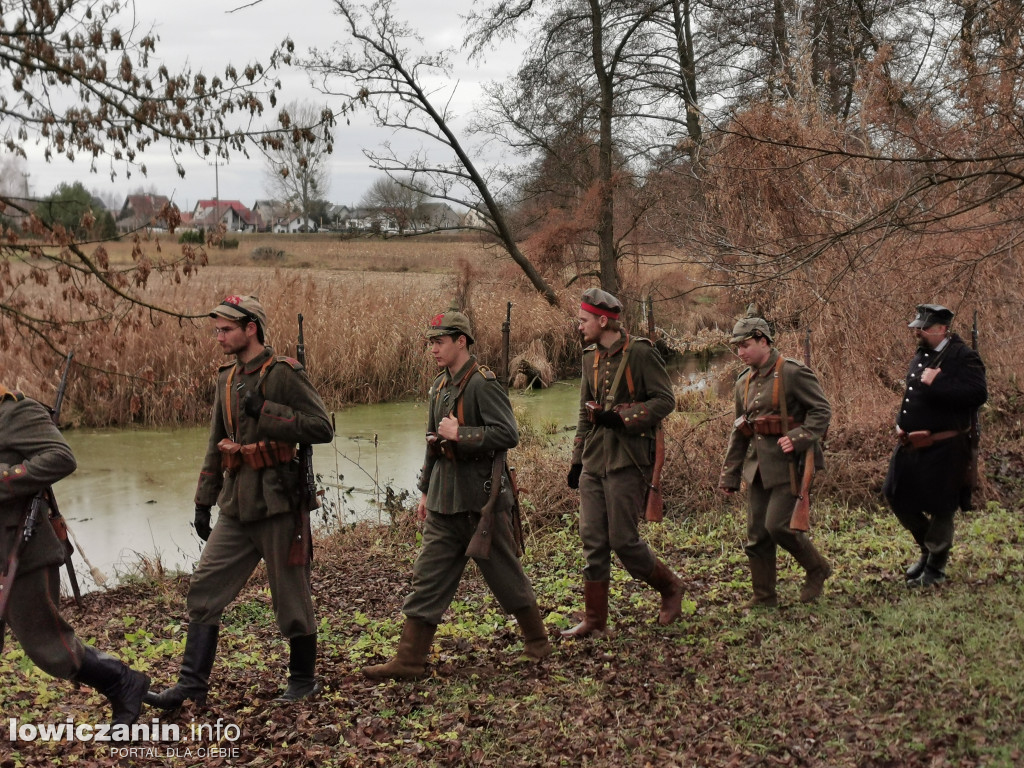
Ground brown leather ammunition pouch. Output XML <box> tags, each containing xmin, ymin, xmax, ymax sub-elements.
<box><xmin>219</xmin><ymin>438</ymin><xmax>296</xmax><ymax>470</ymax></box>
<box><xmin>585</xmin><ymin>400</ymin><xmax>602</xmax><ymax>424</ymax></box>
<box><xmin>735</xmin><ymin>416</ymin><xmax>755</xmax><ymax>438</ymax></box>
<box><xmin>217</xmin><ymin>439</ymin><xmax>242</xmax><ymax>471</ymax></box>
<box><xmin>751</xmin><ymin>415</ymin><xmax>802</xmax><ymax>436</ymax></box>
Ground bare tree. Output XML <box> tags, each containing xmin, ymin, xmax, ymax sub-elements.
<box><xmin>262</xmin><ymin>100</ymin><xmax>335</xmax><ymax>227</ymax></box>
<box><xmin>303</xmin><ymin>0</ymin><xmax>558</xmax><ymax>305</ymax></box>
<box><xmin>359</xmin><ymin>175</ymin><xmax>428</xmax><ymax>234</ymax></box>
<box><xmin>0</xmin><ymin>0</ymin><xmax>290</xmax><ymax>358</ymax></box>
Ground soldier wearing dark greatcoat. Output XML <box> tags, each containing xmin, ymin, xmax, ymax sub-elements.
<box><xmin>562</xmin><ymin>288</ymin><xmax>683</xmax><ymax>638</ymax></box>
<box><xmin>719</xmin><ymin>312</ymin><xmax>833</xmax><ymax>606</ymax></box>
<box><xmin>362</xmin><ymin>310</ymin><xmax>551</xmax><ymax>680</ymax></box>
<box><xmin>883</xmin><ymin>304</ymin><xmax>987</xmax><ymax>587</ymax></box>
<box><xmin>146</xmin><ymin>294</ymin><xmax>333</xmax><ymax>708</ymax></box>
<box><xmin>1</xmin><ymin>387</ymin><xmax>148</xmax><ymax>725</ymax></box>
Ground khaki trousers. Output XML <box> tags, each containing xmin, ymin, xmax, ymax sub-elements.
<box><xmin>403</xmin><ymin>510</ymin><xmax>536</xmax><ymax>626</ymax></box>
<box><xmin>578</xmin><ymin>467</ymin><xmax>656</xmax><ymax>582</ymax></box>
<box><xmin>186</xmin><ymin>512</ymin><xmax>316</xmax><ymax>638</ymax></box>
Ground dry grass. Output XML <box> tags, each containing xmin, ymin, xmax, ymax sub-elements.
<box><xmin>2</xmin><ymin>237</ymin><xmax>579</xmax><ymax>426</ymax></box>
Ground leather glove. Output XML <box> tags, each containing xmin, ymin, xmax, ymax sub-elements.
<box><xmin>193</xmin><ymin>504</ymin><xmax>213</xmax><ymax>542</ymax></box>
<box><xmin>593</xmin><ymin>409</ymin><xmax>625</xmax><ymax>429</ymax></box>
<box><xmin>242</xmin><ymin>391</ymin><xmax>265</xmax><ymax>418</ymax></box>
<box><xmin>567</xmin><ymin>463</ymin><xmax>583</xmax><ymax>490</ymax></box>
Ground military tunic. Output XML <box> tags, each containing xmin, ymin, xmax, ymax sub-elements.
<box><xmin>883</xmin><ymin>334</ymin><xmax>987</xmax><ymax>565</ymax></box>
<box><xmin>403</xmin><ymin>356</ymin><xmax>537</xmax><ymax>625</ymax></box>
<box><xmin>719</xmin><ymin>348</ymin><xmax>831</xmax><ymax>573</ymax></box>
<box><xmin>571</xmin><ymin>335</ymin><xmax>676</xmax><ymax>582</ymax></box>
<box><xmin>0</xmin><ymin>390</ymin><xmax>84</xmax><ymax>678</ymax></box>
<box><xmin>187</xmin><ymin>346</ymin><xmax>333</xmax><ymax>638</ymax></box>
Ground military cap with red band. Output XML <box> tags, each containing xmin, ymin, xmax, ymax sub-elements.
<box><xmin>580</xmin><ymin>287</ymin><xmax>622</xmax><ymax>319</ymax></box>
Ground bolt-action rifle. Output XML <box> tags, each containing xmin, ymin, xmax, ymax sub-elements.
<box><xmin>287</xmin><ymin>315</ymin><xmax>318</xmax><ymax>567</ymax></box>
<box><xmin>1</xmin><ymin>352</ymin><xmax>80</xmax><ymax>631</ymax></box>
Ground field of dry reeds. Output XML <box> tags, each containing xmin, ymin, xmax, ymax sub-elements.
<box><xmin>1</xmin><ymin>236</ymin><xmax>587</xmax><ymax>426</ymax></box>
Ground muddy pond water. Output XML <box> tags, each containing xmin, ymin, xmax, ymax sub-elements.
<box><xmin>57</xmin><ymin>353</ymin><xmax>728</xmax><ymax>590</ymax></box>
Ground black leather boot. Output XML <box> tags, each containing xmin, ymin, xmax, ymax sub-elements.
<box><xmin>905</xmin><ymin>550</ymin><xmax>928</xmax><ymax>582</ymax></box>
<box><xmin>909</xmin><ymin>551</ymin><xmax>948</xmax><ymax>588</ymax></box>
<box><xmin>74</xmin><ymin>647</ymin><xmax>150</xmax><ymax>726</ymax></box>
<box><xmin>143</xmin><ymin>623</ymin><xmax>219</xmax><ymax>709</ymax></box>
<box><xmin>275</xmin><ymin>634</ymin><xmax>323</xmax><ymax>701</ymax></box>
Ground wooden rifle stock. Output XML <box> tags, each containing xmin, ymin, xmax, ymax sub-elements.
<box><xmin>645</xmin><ymin>428</ymin><xmax>665</xmax><ymax>522</ymax></box>
<box><xmin>465</xmin><ymin>451</ymin><xmax>507</xmax><ymax>560</ymax></box>
<box><xmin>789</xmin><ymin>451</ymin><xmax>814</xmax><ymax>532</ymax></box>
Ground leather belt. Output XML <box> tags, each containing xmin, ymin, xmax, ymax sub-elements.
<box><xmin>897</xmin><ymin>429</ymin><xmax>963</xmax><ymax>450</ymax></box>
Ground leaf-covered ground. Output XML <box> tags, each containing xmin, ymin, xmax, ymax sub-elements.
<box><xmin>3</xmin><ymin>502</ymin><xmax>1024</xmax><ymax>768</ymax></box>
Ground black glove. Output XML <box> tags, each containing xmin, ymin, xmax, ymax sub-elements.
<box><xmin>593</xmin><ymin>409</ymin><xmax>624</xmax><ymax>429</ymax></box>
<box><xmin>242</xmin><ymin>391</ymin><xmax>265</xmax><ymax>418</ymax></box>
<box><xmin>567</xmin><ymin>463</ymin><xmax>583</xmax><ymax>490</ymax></box>
<box><xmin>193</xmin><ymin>504</ymin><xmax>213</xmax><ymax>541</ymax></box>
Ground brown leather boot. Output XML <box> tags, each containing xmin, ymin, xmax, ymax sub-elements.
<box><xmin>362</xmin><ymin>617</ymin><xmax>437</xmax><ymax>681</ymax></box>
<box><xmin>513</xmin><ymin>604</ymin><xmax>553</xmax><ymax>660</ymax></box>
<box><xmin>560</xmin><ymin>581</ymin><xmax>609</xmax><ymax>638</ymax></box>
<box><xmin>745</xmin><ymin>556</ymin><xmax>778</xmax><ymax>608</ymax></box>
<box><xmin>646</xmin><ymin>560</ymin><xmax>684</xmax><ymax>625</ymax></box>
<box><xmin>799</xmin><ymin>556</ymin><xmax>833</xmax><ymax>603</ymax></box>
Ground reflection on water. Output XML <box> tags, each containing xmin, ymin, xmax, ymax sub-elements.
<box><xmin>57</xmin><ymin>350</ymin><xmax>727</xmax><ymax>590</ymax></box>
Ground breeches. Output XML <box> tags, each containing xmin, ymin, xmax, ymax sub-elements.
<box><xmin>578</xmin><ymin>467</ymin><xmax>656</xmax><ymax>582</ymax></box>
<box><xmin>402</xmin><ymin>510</ymin><xmax>535</xmax><ymax>626</ymax></box>
<box><xmin>186</xmin><ymin>512</ymin><xmax>316</xmax><ymax>637</ymax></box>
<box><xmin>745</xmin><ymin>473</ymin><xmax>820</xmax><ymax>568</ymax></box>
<box><xmin>5</xmin><ymin>563</ymin><xmax>84</xmax><ymax>679</ymax></box>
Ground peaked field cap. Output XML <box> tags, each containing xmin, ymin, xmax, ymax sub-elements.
<box><xmin>729</xmin><ymin>315</ymin><xmax>773</xmax><ymax>344</ymax></box>
<box><xmin>908</xmin><ymin>304</ymin><xmax>954</xmax><ymax>329</ymax></box>
<box><xmin>580</xmin><ymin>288</ymin><xmax>622</xmax><ymax>319</ymax></box>
<box><xmin>210</xmin><ymin>295</ymin><xmax>268</xmax><ymax>329</ymax></box>
<box><xmin>426</xmin><ymin>310</ymin><xmax>474</xmax><ymax>343</ymax></box>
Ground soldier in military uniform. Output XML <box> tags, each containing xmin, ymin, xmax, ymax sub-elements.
<box><xmin>719</xmin><ymin>312</ymin><xmax>833</xmax><ymax>606</ymax></box>
<box><xmin>562</xmin><ymin>288</ymin><xmax>683</xmax><ymax>638</ymax></box>
<box><xmin>363</xmin><ymin>310</ymin><xmax>551</xmax><ymax>680</ymax></box>
<box><xmin>1</xmin><ymin>387</ymin><xmax>148</xmax><ymax>725</ymax></box>
<box><xmin>883</xmin><ymin>304</ymin><xmax>987</xmax><ymax>587</ymax></box>
<box><xmin>146</xmin><ymin>295</ymin><xmax>333</xmax><ymax>708</ymax></box>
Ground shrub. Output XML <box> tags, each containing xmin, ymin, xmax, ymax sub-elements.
<box><xmin>178</xmin><ymin>229</ymin><xmax>204</xmax><ymax>244</ymax></box>
<box><xmin>251</xmin><ymin>246</ymin><xmax>286</xmax><ymax>262</ymax></box>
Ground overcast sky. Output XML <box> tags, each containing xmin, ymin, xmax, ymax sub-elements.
<box><xmin>19</xmin><ymin>0</ymin><xmax>518</xmax><ymax>212</ymax></box>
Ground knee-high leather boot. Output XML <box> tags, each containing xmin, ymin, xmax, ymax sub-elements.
<box><xmin>275</xmin><ymin>634</ymin><xmax>323</xmax><ymax>701</ymax></box>
<box><xmin>560</xmin><ymin>581</ymin><xmax>609</xmax><ymax>638</ymax></box>
<box><xmin>513</xmin><ymin>603</ymin><xmax>552</xmax><ymax>660</ymax></box>
<box><xmin>74</xmin><ymin>647</ymin><xmax>150</xmax><ymax>726</ymax></box>
<box><xmin>362</xmin><ymin>617</ymin><xmax>436</xmax><ymax>681</ymax></box>
<box><xmin>143</xmin><ymin>623</ymin><xmax>219</xmax><ymax>709</ymax></box>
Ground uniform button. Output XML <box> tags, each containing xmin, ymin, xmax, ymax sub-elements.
<box><xmin>908</xmin><ymin>386</ymin><xmax>913</xmax><ymax>391</ymax></box>
<box><xmin>917</xmin><ymin>363</ymin><xmax>924</xmax><ymax>367</ymax></box>
<box><xmin>902</xmin><ymin>409</ymin><xmax>907</xmax><ymax>414</ymax></box>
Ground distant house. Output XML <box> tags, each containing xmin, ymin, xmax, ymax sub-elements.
<box><xmin>191</xmin><ymin>199</ymin><xmax>255</xmax><ymax>232</ymax></box>
<box><xmin>412</xmin><ymin>202</ymin><xmax>460</xmax><ymax>231</ymax></box>
<box><xmin>273</xmin><ymin>213</ymin><xmax>318</xmax><ymax>234</ymax></box>
<box><xmin>460</xmin><ymin>208</ymin><xmax>488</xmax><ymax>229</ymax></box>
<box><xmin>116</xmin><ymin>194</ymin><xmax>176</xmax><ymax>233</ymax></box>
<box><xmin>251</xmin><ymin>199</ymin><xmax>291</xmax><ymax>232</ymax></box>
<box><xmin>323</xmin><ymin>204</ymin><xmax>352</xmax><ymax>230</ymax></box>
